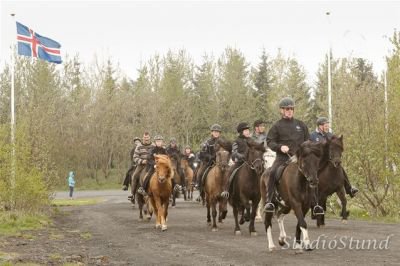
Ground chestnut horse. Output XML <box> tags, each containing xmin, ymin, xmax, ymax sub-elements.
<box><xmin>148</xmin><ymin>154</ymin><xmax>174</xmax><ymax>231</ymax></box>
<box><xmin>181</xmin><ymin>158</ymin><xmax>194</xmax><ymax>200</ymax></box>
<box><xmin>204</xmin><ymin>143</ymin><xmax>231</xmax><ymax>231</ymax></box>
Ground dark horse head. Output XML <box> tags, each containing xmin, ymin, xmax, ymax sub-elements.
<box><xmin>327</xmin><ymin>135</ymin><xmax>344</xmax><ymax>168</ymax></box>
<box><xmin>296</xmin><ymin>141</ymin><xmax>324</xmax><ymax>188</ymax></box>
<box><xmin>244</xmin><ymin>138</ymin><xmax>266</xmax><ymax>176</ymax></box>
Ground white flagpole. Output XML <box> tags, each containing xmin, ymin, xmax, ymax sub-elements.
<box><xmin>10</xmin><ymin>13</ymin><xmax>16</xmax><ymax>209</ymax></box>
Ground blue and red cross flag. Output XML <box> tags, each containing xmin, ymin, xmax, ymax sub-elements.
<box><xmin>16</xmin><ymin>21</ymin><xmax>62</xmax><ymax>64</ymax></box>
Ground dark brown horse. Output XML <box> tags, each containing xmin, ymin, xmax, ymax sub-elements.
<box><xmin>170</xmin><ymin>153</ymin><xmax>186</xmax><ymax>206</ymax></box>
<box><xmin>204</xmin><ymin>143</ymin><xmax>231</xmax><ymax>231</ymax></box>
<box><xmin>228</xmin><ymin>139</ymin><xmax>265</xmax><ymax>236</ymax></box>
<box><xmin>261</xmin><ymin>141</ymin><xmax>323</xmax><ymax>252</ymax></box>
<box><xmin>314</xmin><ymin>135</ymin><xmax>348</xmax><ymax>227</ymax></box>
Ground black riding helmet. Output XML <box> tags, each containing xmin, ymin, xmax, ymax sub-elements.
<box><xmin>237</xmin><ymin>122</ymin><xmax>250</xmax><ymax>133</ymax></box>
<box><xmin>279</xmin><ymin>97</ymin><xmax>295</xmax><ymax>108</ymax></box>
<box><xmin>210</xmin><ymin>124</ymin><xmax>222</xmax><ymax>132</ymax></box>
<box><xmin>317</xmin><ymin>117</ymin><xmax>329</xmax><ymax>126</ymax></box>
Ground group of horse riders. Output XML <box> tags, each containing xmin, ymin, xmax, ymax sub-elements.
<box><xmin>122</xmin><ymin>96</ymin><xmax>358</xmax><ymax>212</ymax></box>
<box><xmin>122</xmin><ymin>132</ymin><xmax>196</xmax><ymax>204</ymax></box>
<box><xmin>193</xmin><ymin>96</ymin><xmax>358</xmax><ymax>214</ymax></box>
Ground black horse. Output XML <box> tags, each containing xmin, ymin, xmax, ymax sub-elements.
<box><xmin>169</xmin><ymin>153</ymin><xmax>186</xmax><ymax>206</ymax></box>
<box><xmin>313</xmin><ymin>135</ymin><xmax>349</xmax><ymax>227</ymax></box>
<box><xmin>228</xmin><ymin>139</ymin><xmax>265</xmax><ymax>236</ymax></box>
<box><xmin>261</xmin><ymin>141</ymin><xmax>323</xmax><ymax>252</ymax></box>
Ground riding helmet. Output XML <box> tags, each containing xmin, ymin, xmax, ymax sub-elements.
<box><xmin>253</xmin><ymin>119</ymin><xmax>265</xmax><ymax>128</ymax></box>
<box><xmin>236</xmin><ymin>122</ymin><xmax>250</xmax><ymax>133</ymax></box>
<box><xmin>154</xmin><ymin>135</ymin><xmax>164</xmax><ymax>141</ymax></box>
<box><xmin>210</xmin><ymin>124</ymin><xmax>222</xmax><ymax>132</ymax></box>
<box><xmin>133</xmin><ymin>136</ymin><xmax>141</xmax><ymax>142</ymax></box>
<box><xmin>317</xmin><ymin>117</ymin><xmax>329</xmax><ymax>126</ymax></box>
<box><xmin>279</xmin><ymin>97</ymin><xmax>295</xmax><ymax>108</ymax></box>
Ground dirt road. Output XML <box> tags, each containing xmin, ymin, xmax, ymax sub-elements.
<box><xmin>1</xmin><ymin>190</ymin><xmax>399</xmax><ymax>265</ymax></box>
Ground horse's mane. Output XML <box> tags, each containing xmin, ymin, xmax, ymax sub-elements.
<box><xmin>155</xmin><ymin>154</ymin><xmax>172</xmax><ymax>168</ymax></box>
<box><xmin>328</xmin><ymin>135</ymin><xmax>344</xmax><ymax>149</ymax></box>
<box><xmin>298</xmin><ymin>140</ymin><xmax>323</xmax><ymax>157</ymax></box>
<box><xmin>216</xmin><ymin>138</ymin><xmax>233</xmax><ymax>153</ymax></box>
<box><xmin>246</xmin><ymin>138</ymin><xmax>266</xmax><ymax>153</ymax></box>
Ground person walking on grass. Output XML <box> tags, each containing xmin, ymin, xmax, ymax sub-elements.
<box><xmin>68</xmin><ymin>171</ymin><xmax>76</xmax><ymax>200</ymax></box>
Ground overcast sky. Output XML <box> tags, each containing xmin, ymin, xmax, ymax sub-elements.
<box><xmin>1</xmin><ymin>0</ymin><xmax>399</xmax><ymax>83</ymax></box>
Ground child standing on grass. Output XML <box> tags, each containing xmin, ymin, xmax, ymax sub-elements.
<box><xmin>68</xmin><ymin>171</ymin><xmax>75</xmax><ymax>199</ymax></box>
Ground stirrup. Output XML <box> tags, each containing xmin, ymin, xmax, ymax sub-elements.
<box><xmin>174</xmin><ymin>184</ymin><xmax>182</xmax><ymax>192</ymax></box>
<box><xmin>313</xmin><ymin>205</ymin><xmax>324</xmax><ymax>216</ymax></box>
<box><xmin>264</xmin><ymin>203</ymin><xmax>275</xmax><ymax>213</ymax></box>
<box><xmin>137</xmin><ymin>187</ymin><xmax>147</xmax><ymax>196</ymax></box>
<box><xmin>350</xmin><ymin>187</ymin><xmax>359</xmax><ymax>198</ymax></box>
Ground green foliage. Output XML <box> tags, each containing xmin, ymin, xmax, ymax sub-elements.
<box><xmin>0</xmin><ymin>43</ymin><xmax>399</xmax><ymax>219</ymax></box>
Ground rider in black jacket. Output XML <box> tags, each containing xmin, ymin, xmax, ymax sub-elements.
<box><xmin>264</xmin><ymin>97</ymin><xmax>323</xmax><ymax>215</ymax></box>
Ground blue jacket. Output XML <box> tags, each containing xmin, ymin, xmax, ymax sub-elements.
<box><xmin>68</xmin><ymin>172</ymin><xmax>75</xmax><ymax>187</ymax></box>
<box><xmin>309</xmin><ymin>129</ymin><xmax>333</xmax><ymax>143</ymax></box>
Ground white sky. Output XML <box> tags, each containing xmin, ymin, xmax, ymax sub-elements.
<box><xmin>1</xmin><ymin>0</ymin><xmax>399</xmax><ymax>83</ymax></box>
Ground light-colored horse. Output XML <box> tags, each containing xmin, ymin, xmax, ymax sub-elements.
<box><xmin>148</xmin><ymin>154</ymin><xmax>174</xmax><ymax>231</ymax></box>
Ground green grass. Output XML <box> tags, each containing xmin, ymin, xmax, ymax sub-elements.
<box><xmin>324</xmin><ymin>204</ymin><xmax>400</xmax><ymax>223</ymax></box>
<box><xmin>51</xmin><ymin>198</ymin><xmax>104</xmax><ymax>207</ymax></box>
<box><xmin>0</xmin><ymin>213</ymin><xmax>50</xmax><ymax>236</ymax></box>
<box><xmin>79</xmin><ymin>232</ymin><xmax>92</xmax><ymax>240</ymax></box>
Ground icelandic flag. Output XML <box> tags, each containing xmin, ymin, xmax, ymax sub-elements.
<box><xmin>16</xmin><ymin>22</ymin><xmax>62</xmax><ymax>64</ymax></box>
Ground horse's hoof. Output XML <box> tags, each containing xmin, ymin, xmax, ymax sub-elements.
<box><xmin>161</xmin><ymin>225</ymin><xmax>168</xmax><ymax>231</ymax></box>
<box><xmin>304</xmin><ymin>245</ymin><xmax>313</xmax><ymax>251</ymax></box>
<box><xmin>239</xmin><ymin>219</ymin><xmax>245</xmax><ymax>225</ymax></box>
<box><xmin>207</xmin><ymin>222</ymin><xmax>212</xmax><ymax>227</ymax></box>
<box><xmin>146</xmin><ymin>216</ymin><xmax>151</xmax><ymax>221</ymax></box>
<box><xmin>320</xmin><ymin>224</ymin><xmax>325</xmax><ymax>228</ymax></box>
<box><xmin>295</xmin><ymin>249</ymin><xmax>304</xmax><ymax>254</ymax></box>
<box><xmin>341</xmin><ymin>219</ymin><xmax>348</xmax><ymax>224</ymax></box>
<box><xmin>218</xmin><ymin>220</ymin><xmax>224</xmax><ymax>224</ymax></box>
<box><xmin>211</xmin><ymin>228</ymin><xmax>218</xmax><ymax>232</ymax></box>
<box><xmin>279</xmin><ymin>239</ymin><xmax>286</xmax><ymax>246</ymax></box>
<box><xmin>234</xmin><ymin>230</ymin><xmax>241</xmax><ymax>236</ymax></box>
<box><xmin>138</xmin><ymin>218</ymin><xmax>143</xmax><ymax>222</ymax></box>
<box><xmin>155</xmin><ymin>224</ymin><xmax>161</xmax><ymax>229</ymax></box>
<box><xmin>268</xmin><ymin>246</ymin><xmax>277</xmax><ymax>252</ymax></box>
<box><xmin>250</xmin><ymin>232</ymin><xmax>257</xmax><ymax>237</ymax></box>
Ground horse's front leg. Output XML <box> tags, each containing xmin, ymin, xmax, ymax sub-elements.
<box><xmin>249</xmin><ymin>199</ymin><xmax>258</xmax><ymax>236</ymax></box>
<box><xmin>276</xmin><ymin>213</ymin><xmax>288</xmax><ymax>246</ymax></box>
<box><xmin>156</xmin><ymin>198</ymin><xmax>167</xmax><ymax>231</ymax></box>
<box><xmin>152</xmin><ymin>197</ymin><xmax>161</xmax><ymax>229</ymax></box>
<box><xmin>337</xmin><ymin>187</ymin><xmax>349</xmax><ymax>223</ymax></box>
<box><xmin>206</xmin><ymin>196</ymin><xmax>211</xmax><ymax>226</ymax></box>
<box><xmin>162</xmin><ymin>198</ymin><xmax>169</xmax><ymax>231</ymax></box>
<box><xmin>233</xmin><ymin>205</ymin><xmax>241</xmax><ymax>235</ymax></box>
<box><xmin>172</xmin><ymin>190</ymin><xmax>177</xmax><ymax>207</ymax></box>
<box><xmin>264</xmin><ymin>211</ymin><xmax>276</xmax><ymax>251</ymax></box>
<box><xmin>293</xmin><ymin>204</ymin><xmax>312</xmax><ymax>251</ymax></box>
<box><xmin>211</xmin><ymin>199</ymin><xmax>218</xmax><ymax>231</ymax></box>
<box><xmin>316</xmin><ymin>196</ymin><xmax>327</xmax><ymax>228</ymax></box>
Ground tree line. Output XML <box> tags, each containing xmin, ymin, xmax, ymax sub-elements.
<box><xmin>0</xmin><ymin>33</ymin><xmax>399</xmax><ymax>218</ymax></box>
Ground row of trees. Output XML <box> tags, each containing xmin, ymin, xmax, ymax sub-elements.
<box><xmin>0</xmin><ymin>33</ymin><xmax>399</xmax><ymax>217</ymax></box>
